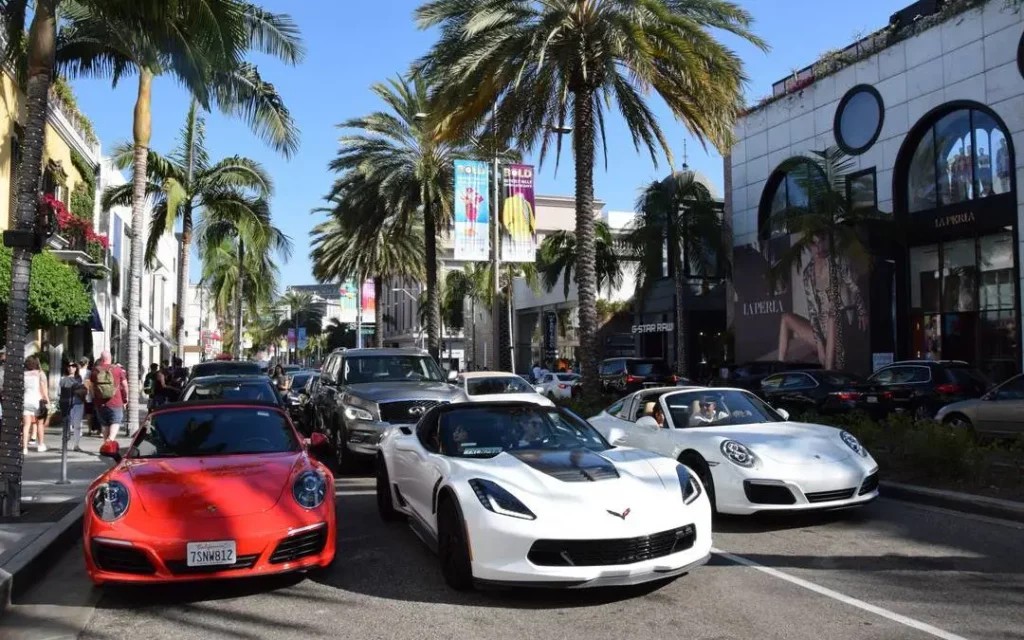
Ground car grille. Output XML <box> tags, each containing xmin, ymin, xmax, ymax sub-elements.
<box><xmin>91</xmin><ymin>542</ymin><xmax>155</xmax><ymax>575</ymax></box>
<box><xmin>165</xmin><ymin>554</ymin><xmax>259</xmax><ymax>575</ymax></box>
<box><xmin>269</xmin><ymin>527</ymin><xmax>328</xmax><ymax>564</ymax></box>
<box><xmin>859</xmin><ymin>472</ymin><xmax>880</xmax><ymax>495</ymax></box>
<box><xmin>379</xmin><ymin>400</ymin><xmax>447</xmax><ymax>424</ymax></box>
<box><xmin>527</xmin><ymin>525</ymin><xmax>696</xmax><ymax>567</ymax></box>
<box><xmin>743</xmin><ymin>482</ymin><xmax>796</xmax><ymax>505</ymax></box>
<box><xmin>545</xmin><ymin>466</ymin><xmax>620</xmax><ymax>482</ymax></box>
<box><xmin>805</xmin><ymin>487</ymin><xmax>857</xmax><ymax>503</ymax></box>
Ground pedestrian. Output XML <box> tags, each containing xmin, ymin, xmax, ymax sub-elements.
<box><xmin>77</xmin><ymin>356</ymin><xmax>95</xmax><ymax>436</ymax></box>
<box><xmin>271</xmin><ymin>364</ymin><xmax>290</xmax><ymax>392</ymax></box>
<box><xmin>169</xmin><ymin>357</ymin><xmax>188</xmax><ymax>393</ymax></box>
<box><xmin>58</xmin><ymin>361</ymin><xmax>85</xmax><ymax>452</ymax></box>
<box><xmin>22</xmin><ymin>355</ymin><xmax>49</xmax><ymax>454</ymax></box>
<box><xmin>155</xmin><ymin>362</ymin><xmax>181</xmax><ymax>407</ymax></box>
<box><xmin>88</xmin><ymin>350</ymin><xmax>128</xmax><ymax>442</ymax></box>
<box><xmin>531</xmin><ymin>362</ymin><xmax>542</xmax><ymax>383</ymax></box>
<box><xmin>143</xmin><ymin>363</ymin><xmax>159</xmax><ymax>409</ymax></box>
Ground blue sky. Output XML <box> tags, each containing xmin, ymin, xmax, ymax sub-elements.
<box><xmin>69</xmin><ymin>0</ymin><xmax>910</xmax><ymax>287</ymax></box>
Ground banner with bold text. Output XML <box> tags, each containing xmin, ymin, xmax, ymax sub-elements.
<box><xmin>500</xmin><ymin>164</ymin><xmax>537</xmax><ymax>263</ymax></box>
<box><xmin>453</xmin><ymin>159</ymin><xmax>490</xmax><ymax>261</ymax></box>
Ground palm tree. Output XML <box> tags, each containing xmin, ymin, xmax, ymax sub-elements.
<box><xmin>330</xmin><ymin>74</ymin><xmax>471</xmax><ymax>359</ymax></box>
<box><xmin>765</xmin><ymin>147</ymin><xmax>884</xmax><ymax>371</ymax></box>
<box><xmin>416</xmin><ymin>0</ymin><xmax>766</xmax><ymax>399</ymax></box>
<box><xmin>627</xmin><ymin>172</ymin><xmax>733</xmax><ymax>377</ymax></box>
<box><xmin>278</xmin><ymin>290</ymin><xmax>322</xmax><ymax>362</ymax></box>
<box><xmin>538</xmin><ymin>220</ymin><xmax>623</xmax><ymax>301</ymax></box>
<box><xmin>100</xmin><ymin>102</ymin><xmax>274</xmax><ymax>358</ymax></box>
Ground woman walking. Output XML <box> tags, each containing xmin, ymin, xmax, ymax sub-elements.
<box><xmin>58</xmin><ymin>361</ymin><xmax>86</xmax><ymax>452</ymax></box>
<box><xmin>23</xmin><ymin>356</ymin><xmax>50</xmax><ymax>454</ymax></box>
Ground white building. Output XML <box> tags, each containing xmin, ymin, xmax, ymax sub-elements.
<box><xmin>726</xmin><ymin>0</ymin><xmax>1023</xmax><ymax>380</ymax></box>
<box><xmin>181</xmin><ymin>283</ymin><xmax>222</xmax><ymax>366</ymax></box>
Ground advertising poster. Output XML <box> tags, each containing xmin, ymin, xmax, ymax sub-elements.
<box><xmin>361</xmin><ymin>280</ymin><xmax>375</xmax><ymax>315</ymax></box>
<box><xmin>287</xmin><ymin>328</ymin><xmax>296</xmax><ymax>349</ymax></box>
<box><xmin>501</xmin><ymin>164</ymin><xmax>537</xmax><ymax>263</ymax></box>
<box><xmin>297</xmin><ymin>327</ymin><xmax>307</xmax><ymax>350</ymax></box>
<box><xmin>453</xmin><ymin>159</ymin><xmax>490</xmax><ymax>261</ymax></box>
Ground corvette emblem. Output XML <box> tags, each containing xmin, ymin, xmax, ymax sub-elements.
<box><xmin>408</xmin><ymin>405</ymin><xmax>426</xmax><ymax>416</ymax></box>
<box><xmin>606</xmin><ymin>508</ymin><xmax>631</xmax><ymax>520</ymax></box>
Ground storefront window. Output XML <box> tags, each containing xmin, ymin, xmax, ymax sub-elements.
<box><xmin>935</xmin><ymin>110</ymin><xmax>973</xmax><ymax>205</ymax></box>
<box><xmin>942</xmin><ymin>238</ymin><xmax>976</xmax><ymax>313</ymax></box>
<box><xmin>908</xmin><ymin>133</ymin><xmax>936</xmax><ymax>213</ymax></box>
<box><xmin>760</xmin><ymin>159</ymin><xmax>823</xmax><ymax>237</ymax></box>
<box><xmin>909</xmin><ymin>245</ymin><xmax>940</xmax><ymax>313</ymax></box>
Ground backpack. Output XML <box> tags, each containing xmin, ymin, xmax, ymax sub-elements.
<box><xmin>94</xmin><ymin>367</ymin><xmax>117</xmax><ymax>401</ymax></box>
<box><xmin>143</xmin><ymin>372</ymin><xmax>155</xmax><ymax>394</ymax></box>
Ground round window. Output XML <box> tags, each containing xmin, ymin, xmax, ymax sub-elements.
<box><xmin>834</xmin><ymin>85</ymin><xmax>884</xmax><ymax>155</ymax></box>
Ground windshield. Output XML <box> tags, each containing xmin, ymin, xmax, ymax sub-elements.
<box><xmin>556</xmin><ymin>374</ymin><xmax>580</xmax><ymax>382</ymax></box>
<box><xmin>342</xmin><ymin>355</ymin><xmax>444</xmax><ymax>383</ymax></box>
<box><xmin>664</xmin><ymin>389</ymin><xmax>783</xmax><ymax>428</ymax></box>
<box><xmin>130</xmin><ymin>408</ymin><xmax>299</xmax><ymax>458</ymax></box>
<box><xmin>191</xmin><ymin>362</ymin><xmax>262</xmax><ymax>378</ymax></box>
<box><xmin>290</xmin><ymin>373</ymin><xmax>313</xmax><ymax>389</ymax></box>
<box><xmin>626</xmin><ymin>360</ymin><xmax>670</xmax><ymax>376</ymax></box>
<box><xmin>183</xmin><ymin>380</ymin><xmax>278</xmax><ymax>403</ymax></box>
<box><xmin>439</xmin><ymin>406</ymin><xmax>610</xmax><ymax>458</ymax></box>
<box><xmin>466</xmin><ymin>376</ymin><xmax>534</xmax><ymax>396</ymax></box>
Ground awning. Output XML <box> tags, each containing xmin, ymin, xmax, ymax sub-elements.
<box><xmin>141</xmin><ymin>321</ymin><xmax>175</xmax><ymax>350</ymax></box>
<box><xmin>89</xmin><ymin>303</ymin><xmax>103</xmax><ymax>332</ymax></box>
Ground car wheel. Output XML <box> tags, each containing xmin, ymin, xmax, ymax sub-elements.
<box><xmin>943</xmin><ymin>413</ymin><xmax>974</xmax><ymax>432</ymax></box>
<box><xmin>375</xmin><ymin>456</ymin><xmax>400</xmax><ymax>521</ymax></box>
<box><xmin>332</xmin><ymin>424</ymin><xmax>354</xmax><ymax>475</ymax></box>
<box><xmin>681</xmin><ymin>453</ymin><xmax>717</xmax><ymax>516</ymax></box>
<box><xmin>437</xmin><ymin>498</ymin><xmax>473</xmax><ymax>591</ymax></box>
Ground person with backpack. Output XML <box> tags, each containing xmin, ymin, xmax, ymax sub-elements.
<box><xmin>88</xmin><ymin>350</ymin><xmax>129</xmax><ymax>442</ymax></box>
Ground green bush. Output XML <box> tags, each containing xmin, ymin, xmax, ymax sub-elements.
<box><xmin>0</xmin><ymin>247</ymin><xmax>93</xmax><ymax>341</ymax></box>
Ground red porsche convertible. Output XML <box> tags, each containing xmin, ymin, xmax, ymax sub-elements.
<box><xmin>84</xmin><ymin>401</ymin><xmax>336</xmax><ymax>585</ymax></box>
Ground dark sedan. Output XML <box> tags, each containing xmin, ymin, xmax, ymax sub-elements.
<box><xmin>179</xmin><ymin>374</ymin><xmax>282</xmax><ymax>406</ymax></box>
<box><xmin>759</xmin><ymin>370</ymin><xmax>886</xmax><ymax>418</ymax></box>
<box><xmin>188</xmin><ymin>360</ymin><xmax>263</xmax><ymax>380</ymax></box>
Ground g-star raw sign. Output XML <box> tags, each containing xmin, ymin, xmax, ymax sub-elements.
<box><xmin>632</xmin><ymin>323</ymin><xmax>674</xmax><ymax>334</ymax></box>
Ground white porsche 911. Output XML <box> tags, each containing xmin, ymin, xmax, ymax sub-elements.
<box><xmin>589</xmin><ymin>388</ymin><xmax>879</xmax><ymax>516</ymax></box>
<box><xmin>376</xmin><ymin>401</ymin><xmax>712</xmax><ymax>590</ymax></box>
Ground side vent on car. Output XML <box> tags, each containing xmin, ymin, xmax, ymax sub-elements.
<box><xmin>393</xmin><ymin>484</ymin><xmax>408</xmax><ymax>507</ymax></box>
<box><xmin>430</xmin><ymin>478</ymin><xmax>443</xmax><ymax>513</ymax></box>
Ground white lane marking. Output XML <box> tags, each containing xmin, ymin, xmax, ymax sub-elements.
<box><xmin>336</xmin><ymin>490</ymin><xmax>376</xmax><ymax>496</ymax></box>
<box><xmin>880</xmin><ymin>497</ymin><xmax>1024</xmax><ymax>530</ymax></box>
<box><xmin>711</xmin><ymin>547</ymin><xmax>971</xmax><ymax>640</ymax></box>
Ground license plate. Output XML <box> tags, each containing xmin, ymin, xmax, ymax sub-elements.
<box><xmin>866</xmin><ymin>396</ymin><xmax>878</xmax><ymax>404</ymax></box>
<box><xmin>186</xmin><ymin>541</ymin><xmax>236</xmax><ymax>567</ymax></box>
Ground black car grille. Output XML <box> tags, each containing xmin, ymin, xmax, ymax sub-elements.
<box><xmin>527</xmin><ymin>525</ymin><xmax>696</xmax><ymax>567</ymax></box>
<box><xmin>379</xmin><ymin>400</ymin><xmax>446</xmax><ymax>424</ymax></box>
<box><xmin>805</xmin><ymin>488</ymin><xmax>857</xmax><ymax>503</ymax></box>
<box><xmin>165</xmin><ymin>554</ymin><xmax>259</xmax><ymax>575</ymax></box>
<box><xmin>91</xmin><ymin>542</ymin><xmax>156</xmax><ymax>575</ymax></box>
<box><xmin>859</xmin><ymin>472</ymin><xmax>880</xmax><ymax>495</ymax></box>
<box><xmin>743</xmin><ymin>482</ymin><xmax>796</xmax><ymax>505</ymax></box>
<box><xmin>269</xmin><ymin>527</ymin><xmax>328</xmax><ymax>564</ymax></box>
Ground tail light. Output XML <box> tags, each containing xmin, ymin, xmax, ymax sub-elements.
<box><xmin>558</xmin><ymin>384</ymin><xmax>568</xmax><ymax>389</ymax></box>
<box><xmin>670</xmin><ymin>375</ymin><xmax>679</xmax><ymax>384</ymax></box>
<box><xmin>625</xmin><ymin>375</ymin><xmax>637</xmax><ymax>384</ymax></box>
<box><xmin>881</xmin><ymin>391</ymin><xmax>893</xmax><ymax>401</ymax></box>
<box><xmin>935</xmin><ymin>383</ymin><xmax>964</xmax><ymax>395</ymax></box>
<box><xmin>830</xmin><ymin>391</ymin><xmax>861</xmax><ymax>401</ymax></box>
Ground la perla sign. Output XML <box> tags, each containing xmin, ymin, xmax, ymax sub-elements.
<box><xmin>934</xmin><ymin>211</ymin><xmax>975</xmax><ymax>229</ymax></box>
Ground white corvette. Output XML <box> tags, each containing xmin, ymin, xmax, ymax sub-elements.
<box><xmin>376</xmin><ymin>401</ymin><xmax>712</xmax><ymax>590</ymax></box>
<box><xmin>589</xmin><ymin>388</ymin><xmax>879</xmax><ymax>515</ymax></box>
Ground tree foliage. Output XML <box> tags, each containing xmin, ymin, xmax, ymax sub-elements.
<box><xmin>0</xmin><ymin>247</ymin><xmax>92</xmax><ymax>340</ymax></box>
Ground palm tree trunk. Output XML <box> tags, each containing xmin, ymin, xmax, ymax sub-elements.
<box><xmin>0</xmin><ymin>0</ymin><xmax>57</xmax><ymax>516</ymax></box>
<box><xmin>126</xmin><ymin>68</ymin><xmax>154</xmax><ymax>437</ymax></box>
<box><xmin>469</xmin><ymin>297</ymin><xmax>476</xmax><ymax>371</ymax></box>
<box><xmin>572</xmin><ymin>90</ymin><xmax>599</xmax><ymax>402</ymax></box>
<box><xmin>233</xmin><ymin>239</ymin><xmax>245</xmax><ymax>359</ymax></box>
<box><xmin>423</xmin><ymin>201</ymin><xmax>441</xmax><ymax>360</ymax></box>
<box><xmin>374</xmin><ymin>277</ymin><xmax>384</xmax><ymax>348</ymax></box>
<box><xmin>175</xmin><ymin>103</ymin><xmax>199</xmax><ymax>359</ymax></box>
<box><xmin>670</xmin><ymin>208</ymin><xmax>688</xmax><ymax>378</ymax></box>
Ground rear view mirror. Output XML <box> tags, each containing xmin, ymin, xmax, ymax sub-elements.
<box><xmin>99</xmin><ymin>441</ymin><xmax>122</xmax><ymax>463</ymax></box>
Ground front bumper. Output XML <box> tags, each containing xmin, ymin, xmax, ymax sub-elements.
<box><xmin>714</xmin><ymin>459</ymin><xmax>879</xmax><ymax>516</ymax></box>
<box><xmin>474</xmin><ymin>553</ymin><xmax>711</xmax><ymax>589</ymax></box>
<box><xmin>84</xmin><ymin>504</ymin><xmax>336</xmax><ymax>585</ymax></box>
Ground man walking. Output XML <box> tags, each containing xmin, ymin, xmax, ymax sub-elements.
<box><xmin>88</xmin><ymin>351</ymin><xmax>128</xmax><ymax>441</ymax></box>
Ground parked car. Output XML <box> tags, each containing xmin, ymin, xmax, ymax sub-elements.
<box><xmin>179</xmin><ymin>375</ymin><xmax>282</xmax><ymax>406</ymax></box>
<box><xmin>717</xmin><ymin>361</ymin><xmax>822</xmax><ymax>392</ymax></box>
<box><xmin>759</xmin><ymin>370</ymin><xmax>886</xmax><ymax>418</ymax></box>
<box><xmin>935</xmin><ymin>373</ymin><xmax>1024</xmax><ymax>436</ymax></box>
<box><xmin>309</xmin><ymin>348</ymin><xmax>467</xmax><ymax>472</ymax></box>
<box><xmin>861</xmin><ymin>360</ymin><xmax>992</xmax><ymax>419</ymax></box>
<box><xmin>534</xmin><ymin>372</ymin><xmax>580</xmax><ymax>400</ymax></box>
<box><xmin>455</xmin><ymin>372</ymin><xmax>553</xmax><ymax>406</ymax></box>
<box><xmin>188</xmin><ymin>360</ymin><xmax>263</xmax><ymax>380</ymax></box>
<box><xmin>599</xmin><ymin>358</ymin><xmax>681</xmax><ymax>394</ymax></box>
<box><xmin>283</xmin><ymin>370</ymin><xmax>318</xmax><ymax>433</ymax></box>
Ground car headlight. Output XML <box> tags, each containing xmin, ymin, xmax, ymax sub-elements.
<box><xmin>720</xmin><ymin>440</ymin><xmax>758</xmax><ymax>468</ymax></box>
<box><xmin>342</xmin><ymin>394</ymin><xmax>377</xmax><ymax>421</ymax></box>
<box><xmin>840</xmin><ymin>430</ymin><xmax>869</xmax><ymax>458</ymax></box>
<box><xmin>468</xmin><ymin>479</ymin><xmax>536</xmax><ymax>520</ymax></box>
<box><xmin>343</xmin><ymin>405</ymin><xmax>374</xmax><ymax>421</ymax></box>
<box><xmin>91</xmin><ymin>480</ymin><xmax>130</xmax><ymax>521</ymax></box>
<box><xmin>676</xmin><ymin>465</ymin><xmax>702</xmax><ymax>505</ymax></box>
<box><xmin>292</xmin><ymin>471</ymin><xmax>328</xmax><ymax>509</ymax></box>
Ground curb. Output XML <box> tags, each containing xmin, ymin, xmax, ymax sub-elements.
<box><xmin>0</xmin><ymin>501</ymin><xmax>85</xmax><ymax>617</ymax></box>
<box><xmin>880</xmin><ymin>481</ymin><xmax>1024</xmax><ymax>523</ymax></box>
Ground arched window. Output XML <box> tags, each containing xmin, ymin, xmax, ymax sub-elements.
<box><xmin>906</xmin><ymin>107</ymin><xmax>1012</xmax><ymax>213</ymax></box>
<box><xmin>759</xmin><ymin>158</ymin><xmax>824</xmax><ymax>238</ymax></box>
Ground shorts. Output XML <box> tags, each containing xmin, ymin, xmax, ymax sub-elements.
<box><xmin>23</xmin><ymin>402</ymin><xmax>39</xmax><ymax>417</ymax></box>
<box><xmin>95</xmin><ymin>405</ymin><xmax>124</xmax><ymax>427</ymax></box>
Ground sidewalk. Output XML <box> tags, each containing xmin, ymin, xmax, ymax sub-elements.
<box><xmin>0</xmin><ymin>418</ymin><xmax>137</xmax><ymax>616</ymax></box>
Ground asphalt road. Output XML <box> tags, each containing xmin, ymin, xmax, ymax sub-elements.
<box><xmin>4</xmin><ymin>477</ymin><xmax>1023</xmax><ymax>640</ymax></box>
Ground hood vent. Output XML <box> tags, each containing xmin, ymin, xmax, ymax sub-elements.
<box><xmin>510</xmin><ymin>449</ymin><xmax>620</xmax><ymax>483</ymax></box>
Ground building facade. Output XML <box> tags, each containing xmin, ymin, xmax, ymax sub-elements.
<box><xmin>181</xmin><ymin>283</ymin><xmax>221</xmax><ymax>366</ymax></box>
<box><xmin>726</xmin><ymin>0</ymin><xmax>1023</xmax><ymax>380</ymax></box>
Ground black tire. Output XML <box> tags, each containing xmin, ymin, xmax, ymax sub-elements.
<box><xmin>437</xmin><ymin>498</ymin><xmax>473</xmax><ymax>590</ymax></box>
<box><xmin>332</xmin><ymin>424</ymin><xmax>355</xmax><ymax>475</ymax></box>
<box><xmin>943</xmin><ymin>413</ymin><xmax>974</xmax><ymax>431</ymax></box>
<box><xmin>376</xmin><ymin>456</ymin><xmax>400</xmax><ymax>521</ymax></box>
<box><xmin>681</xmin><ymin>453</ymin><xmax>717</xmax><ymax>516</ymax></box>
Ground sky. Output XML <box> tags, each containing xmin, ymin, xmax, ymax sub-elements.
<box><xmin>69</xmin><ymin>0</ymin><xmax>912</xmax><ymax>288</ymax></box>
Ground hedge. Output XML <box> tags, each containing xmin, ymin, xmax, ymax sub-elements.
<box><xmin>0</xmin><ymin>246</ymin><xmax>93</xmax><ymax>341</ymax></box>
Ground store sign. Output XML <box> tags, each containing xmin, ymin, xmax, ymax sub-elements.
<box><xmin>632</xmin><ymin>323</ymin><xmax>674</xmax><ymax>334</ymax></box>
<box><xmin>934</xmin><ymin>211</ymin><xmax>975</xmax><ymax>230</ymax></box>
<box><xmin>543</xmin><ymin>311</ymin><xmax>557</xmax><ymax>357</ymax></box>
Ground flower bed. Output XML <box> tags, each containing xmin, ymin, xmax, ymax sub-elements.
<box><xmin>43</xmin><ymin>193</ymin><xmax>108</xmax><ymax>264</ymax></box>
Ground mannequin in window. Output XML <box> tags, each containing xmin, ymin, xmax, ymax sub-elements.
<box><xmin>976</xmin><ymin>146</ymin><xmax>992</xmax><ymax>197</ymax></box>
<box><xmin>996</xmin><ymin>139</ymin><xmax>1010</xmax><ymax>194</ymax></box>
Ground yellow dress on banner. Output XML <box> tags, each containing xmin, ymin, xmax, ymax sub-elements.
<box><xmin>502</xmin><ymin>194</ymin><xmax>535</xmax><ymax>242</ymax></box>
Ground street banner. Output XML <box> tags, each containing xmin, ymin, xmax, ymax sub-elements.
<box><xmin>297</xmin><ymin>327</ymin><xmax>307</xmax><ymax>350</ymax></box>
<box><xmin>361</xmin><ymin>280</ymin><xmax>375</xmax><ymax>314</ymax></box>
<box><xmin>543</xmin><ymin>311</ymin><xmax>557</xmax><ymax>360</ymax></box>
<box><xmin>501</xmin><ymin>164</ymin><xmax>537</xmax><ymax>262</ymax></box>
<box><xmin>287</xmin><ymin>328</ymin><xmax>296</xmax><ymax>349</ymax></box>
<box><xmin>453</xmin><ymin>159</ymin><xmax>490</xmax><ymax>261</ymax></box>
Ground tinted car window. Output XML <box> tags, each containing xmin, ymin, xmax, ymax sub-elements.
<box><xmin>664</xmin><ymin>389</ymin><xmax>783</xmax><ymax>428</ymax></box>
<box><xmin>626</xmin><ymin>360</ymin><xmax>670</xmax><ymax>376</ymax></box>
<box><xmin>290</xmin><ymin>372</ymin><xmax>313</xmax><ymax>390</ymax></box>
<box><xmin>995</xmin><ymin>375</ymin><xmax>1024</xmax><ymax>400</ymax></box>
<box><xmin>342</xmin><ymin>355</ymin><xmax>444</xmax><ymax>383</ymax></box>
<box><xmin>781</xmin><ymin>373</ymin><xmax>814</xmax><ymax>388</ymax></box>
<box><xmin>190</xmin><ymin>362</ymin><xmax>262</xmax><ymax>378</ymax></box>
<box><xmin>466</xmin><ymin>376</ymin><xmax>535</xmax><ymax>396</ymax></box>
<box><xmin>183</xmin><ymin>380</ymin><xmax>279</xmax><ymax>403</ymax></box>
<box><xmin>438</xmin><ymin>406</ymin><xmax>609</xmax><ymax>458</ymax></box>
<box><xmin>820</xmin><ymin>372</ymin><xmax>864</xmax><ymax>386</ymax></box>
<box><xmin>131</xmin><ymin>408</ymin><xmax>298</xmax><ymax>458</ymax></box>
<box><xmin>761</xmin><ymin>374</ymin><xmax>784</xmax><ymax>389</ymax></box>
<box><xmin>946</xmin><ymin>367</ymin><xmax>991</xmax><ymax>388</ymax></box>
<box><xmin>556</xmin><ymin>374</ymin><xmax>579</xmax><ymax>382</ymax></box>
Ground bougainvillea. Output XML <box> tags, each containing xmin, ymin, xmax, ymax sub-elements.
<box><xmin>43</xmin><ymin>194</ymin><xmax>108</xmax><ymax>262</ymax></box>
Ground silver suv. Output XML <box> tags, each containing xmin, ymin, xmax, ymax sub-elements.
<box><xmin>310</xmin><ymin>348</ymin><xmax>467</xmax><ymax>471</ymax></box>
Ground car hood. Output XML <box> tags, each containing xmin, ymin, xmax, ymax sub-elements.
<box><xmin>697</xmin><ymin>422</ymin><xmax>853</xmax><ymax>465</ymax></box>
<box><xmin>124</xmin><ymin>452</ymin><xmax>305</xmax><ymax>518</ymax></box>
<box><xmin>467</xmin><ymin>393</ymin><xmax>553</xmax><ymax>406</ymax></box>
<box><xmin>346</xmin><ymin>381</ymin><xmax>464</xmax><ymax>403</ymax></box>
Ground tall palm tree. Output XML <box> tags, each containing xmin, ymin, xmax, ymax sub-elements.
<box><xmin>100</xmin><ymin>102</ymin><xmax>274</xmax><ymax>357</ymax></box>
<box><xmin>538</xmin><ymin>220</ymin><xmax>623</xmax><ymax>301</ymax></box>
<box><xmin>416</xmin><ymin>0</ymin><xmax>766</xmax><ymax>399</ymax></box>
<box><xmin>278</xmin><ymin>290</ymin><xmax>322</xmax><ymax>362</ymax></box>
<box><xmin>330</xmin><ymin>74</ymin><xmax>471</xmax><ymax>359</ymax></box>
<box><xmin>627</xmin><ymin>172</ymin><xmax>733</xmax><ymax>377</ymax></box>
<box><xmin>200</xmin><ymin>238</ymin><xmax>278</xmax><ymax>357</ymax></box>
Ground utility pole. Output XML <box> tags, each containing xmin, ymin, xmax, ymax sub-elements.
<box><xmin>490</xmin><ymin>103</ymin><xmax>502</xmax><ymax>372</ymax></box>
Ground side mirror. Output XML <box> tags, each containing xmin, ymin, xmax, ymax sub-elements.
<box><xmin>309</xmin><ymin>432</ymin><xmax>329</xmax><ymax>449</ymax></box>
<box><xmin>534</xmin><ymin>386</ymin><xmax>544</xmax><ymax>394</ymax></box>
<box><xmin>776</xmin><ymin>408</ymin><xmax>791</xmax><ymax>421</ymax></box>
<box><xmin>447</xmin><ymin>370</ymin><xmax>459</xmax><ymax>383</ymax></box>
<box><xmin>636</xmin><ymin>416</ymin><xmax>661</xmax><ymax>429</ymax></box>
<box><xmin>99</xmin><ymin>441</ymin><xmax>122</xmax><ymax>463</ymax></box>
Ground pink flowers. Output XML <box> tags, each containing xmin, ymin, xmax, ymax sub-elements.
<box><xmin>43</xmin><ymin>193</ymin><xmax>109</xmax><ymax>249</ymax></box>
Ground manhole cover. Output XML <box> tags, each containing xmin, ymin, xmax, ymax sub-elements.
<box><xmin>0</xmin><ymin>501</ymin><xmax>78</xmax><ymax>523</ymax></box>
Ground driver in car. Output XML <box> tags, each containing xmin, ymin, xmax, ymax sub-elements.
<box><xmin>512</xmin><ymin>413</ymin><xmax>547</xmax><ymax>449</ymax></box>
<box><xmin>690</xmin><ymin>397</ymin><xmax>729</xmax><ymax>426</ymax></box>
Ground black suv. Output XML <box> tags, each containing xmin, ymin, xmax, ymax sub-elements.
<box><xmin>860</xmin><ymin>360</ymin><xmax>992</xmax><ymax>419</ymax></box>
<box><xmin>598</xmin><ymin>358</ymin><xmax>680</xmax><ymax>394</ymax></box>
